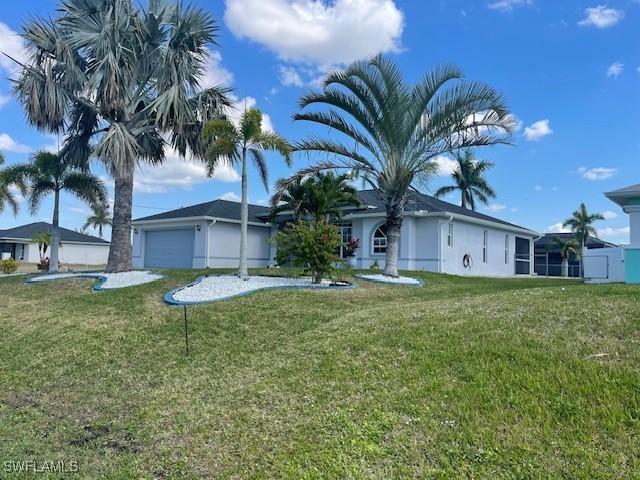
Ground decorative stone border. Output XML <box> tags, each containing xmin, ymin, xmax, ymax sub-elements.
<box><xmin>26</xmin><ymin>271</ymin><xmax>163</xmax><ymax>291</ymax></box>
<box><xmin>354</xmin><ymin>273</ymin><xmax>424</xmax><ymax>286</ymax></box>
<box><xmin>164</xmin><ymin>274</ymin><xmax>356</xmax><ymax>306</ymax></box>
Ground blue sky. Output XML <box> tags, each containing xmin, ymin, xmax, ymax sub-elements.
<box><xmin>0</xmin><ymin>0</ymin><xmax>638</xmax><ymax>243</ymax></box>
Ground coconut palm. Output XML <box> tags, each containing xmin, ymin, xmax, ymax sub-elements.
<box><xmin>554</xmin><ymin>237</ymin><xmax>580</xmax><ymax>277</ymax></box>
<box><xmin>290</xmin><ymin>54</ymin><xmax>514</xmax><ymax>276</ymax></box>
<box><xmin>6</xmin><ymin>151</ymin><xmax>106</xmax><ymax>272</ymax></box>
<box><xmin>0</xmin><ymin>152</ymin><xmax>25</xmax><ymax>215</ymax></box>
<box><xmin>434</xmin><ymin>148</ymin><xmax>496</xmax><ymax>210</ymax></box>
<box><xmin>84</xmin><ymin>202</ymin><xmax>112</xmax><ymax>238</ymax></box>
<box><xmin>201</xmin><ymin>108</ymin><xmax>292</xmax><ymax>278</ymax></box>
<box><xmin>270</xmin><ymin>171</ymin><xmax>361</xmax><ymax>223</ymax></box>
<box><xmin>11</xmin><ymin>0</ymin><xmax>231</xmax><ymax>272</ymax></box>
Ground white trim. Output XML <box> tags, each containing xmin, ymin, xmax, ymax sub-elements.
<box><xmin>132</xmin><ymin>216</ymin><xmax>271</xmax><ymax>228</ymax></box>
<box><xmin>0</xmin><ymin>237</ymin><xmax>109</xmax><ymax>246</ymax></box>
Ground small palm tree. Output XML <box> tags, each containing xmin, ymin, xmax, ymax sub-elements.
<box><xmin>563</xmin><ymin>203</ymin><xmax>604</xmax><ymax>277</ymax></box>
<box><xmin>290</xmin><ymin>54</ymin><xmax>513</xmax><ymax>277</ymax></box>
<box><xmin>31</xmin><ymin>232</ymin><xmax>51</xmax><ymax>262</ymax></box>
<box><xmin>84</xmin><ymin>203</ymin><xmax>112</xmax><ymax>238</ymax></box>
<box><xmin>434</xmin><ymin>149</ymin><xmax>496</xmax><ymax>210</ymax></box>
<box><xmin>554</xmin><ymin>237</ymin><xmax>580</xmax><ymax>277</ymax></box>
<box><xmin>7</xmin><ymin>151</ymin><xmax>106</xmax><ymax>272</ymax></box>
<box><xmin>0</xmin><ymin>152</ymin><xmax>25</xmax><ymax>215</ymax></box>
<box><xmin>271</xmin><ymin>171</ymin><xmax>361</xmax><ymax>223</ymax></box>
<box><xmin>202</xmin><ymin>108</ymin><xmax>292</xmax><ymax>278</ymax></box>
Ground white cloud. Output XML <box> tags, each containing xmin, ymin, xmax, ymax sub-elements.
<box><xmin>578</xmin><ymin>5</ymin><xmax>624</xmax><ymax>28</ymax></box>
<box><xmin>0</xmin><ymin>133</ymin><xmax>31</xmax><ymax>153</ymax></box>
<box><xmin>8</xmin><ymin>184</ymin><xmax>24</xmax><ymax>204</ymax></box>
<box><xmin>505</xmin><ymin>113</ymin><xmax>523</xmax><ymax>132</ymax></box>
<box><xmin>606</xmin><ymin>62</ymin><xmax>623</xmax><ymax>78</ymax></box>
<box><xmin>0</xmin><ymin>93</ymin><xmax>10</xmax><ymax>109</ymax></box>
<box><xmin>278</xmin><ymin>65</ymin><xmax>305</xmax><ymax>87</ymax></box>
<box><xmin>224</xmin><ymin>0</ymin><xmax>403</xmax><ymax>67</ymax></box>
<box><xmin>486</xmin><ymin>203</ymin><xmax>507</xmax><ymax>212</ymax></box>
<box><xmin>547</xmin><ymin>222</ymin><xmax>571</xmax><ymax>233</ymax></box>
<box><xmin>534</xmin><ymin>185</ymin><xmax>542</xmax><ymax>191</ymax></box>
<box><xmin>524</xmin><ymin>119</ymin><xmax>552</xmax><ymax>141</ymax></box>
<box><xmin>198</xmin><ymin>50</ymin><xmax>234</xmax><ymax>89</ymax></box>
<box><xmin>597</xmin><ymin>226</ymin><xmax>629</xmax><ymax>242</ymax></box>
<box><xmin>601</xmin><ymin>210</ymin><xmax>617</xmax><ymax>220</ymax></box>
<box><xmin>578</xmin><ymin>166</ymin><xmax>616</xmax><ymax>181</ymax></box>
<box><xmin>433</xmin><ymin>155</ymin><xmax>458</xmax><ymax>176</ymax></box>
<box><xmin>488</xmin><ymin>0</ymin><xmax>532</xmax><ymax>12</ymax></box>
<box><xmin>0</xmin><ymin>22</ymin><xmax>27</xmax><ymax>75</ymax></box>
<box><xmin>219</xmin><ymin>191</ymin><xmax>241</xmax><ymax>202</ymax></box>
<box><xmin>133</xmin><ymin>147</ymin><xmax>239</xmax><ymax>194</ymax></box>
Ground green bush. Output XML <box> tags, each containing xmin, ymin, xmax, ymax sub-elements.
<box><xmin>271</xmin><ymin>221</ymin><xmax>341</xmax><ymax>284</ymax></box>
<box><xmin>0</xmin><ymin>258</ymin><xmax>19</xmax><ymax>274</ymax></box>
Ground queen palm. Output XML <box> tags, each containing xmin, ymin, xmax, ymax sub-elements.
<box><xmin>563</xmin><ymin>203</ymin><xmax>604</xmax><ymax>277</ymax></box>
<box><xmin>434</xmin><ymin>148</ymin><xmax>496</xmax><ymax>211</ymax></box>
<box><xmin>12</xmin><ymin>0</ymin><xmax>231</xmax><ymax>272</ymax></box>
<box><xmin>84</xmin><ymin>203</ymin><xmax>112</xmax><ymax>238</ymax></box>
<box><xmin>291</xmin><ymin>55</ymin><xmax>514</xmax><ymax>277</ymax></box>
<box><xmin>271</xmin><ymin>171</ymin><xmax>360</xmax><ymax>223</ymax></box>
<box><xmin>0</xmin><ymin>152</ymin><xmax>25</xmax><ymax>215</ymax></box>
<box><xmin>7</xmin><ymin>151</ymin><xmax>106</xmax><ymax>272</ymax></box>
<box><xmin>202</xmin><ymin>108</ymin><xmax>292</xmax><ymax>278</ymax></box>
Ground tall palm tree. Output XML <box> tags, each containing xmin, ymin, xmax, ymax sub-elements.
<box><xmin>6</xmin><ymin>151</ymin><xmax>106</xmax><ymax>272</ymax></box>
<box><xmin>84</xmin><ymin>203</ymin><xmax>112</xmax><ymax>238</ymax></box>
<box><xmin>554</xmin><ymin>237</ymin><xmax>580</xmax><ymax>278</ymax></box>
<box><xmin>563</xmin><ymin>203</ymin><xmax>604</xmax><ymax>277</ymax></box>
<box><xmin>0</xmin><ymin>152</ymin><xmax>25</xmax><ymax>215</ymax></box>
<box><xmin>202</xmin><ymin>108</ymin><xmax>292</xmax><ymax>278</ymax></box>
<box><xmin>434</xmin><ymin>148</ymin><xmax>496</xmax><ymax>210</ymax></box>
<box><xmin>11</xmin><ymin>0</ymin><xmax>231</xmax><ymax>272</ymax></box>
<box><xmin>290</xmin><ymin>55</ymin><xmax>514</xmax><ymax>277</ymax></box>
<box><xmin>271</xmin><ymin>171</ymin><xmax>361</xmax><ymax>223</ymax></box>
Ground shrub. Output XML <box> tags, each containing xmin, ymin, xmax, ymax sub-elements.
<box><xmin>271</xmin><ymin>221</ymin><xmax>342</xmax><ymax>284</ymax></box>
<box><xmin>0</xmin><ymin>258</ymin><xmax>19</xmax><ymax>274</ymax></box>
<box><xmin>370</xmin><ymin>260</ymin><xmax>380</xmax><ymax>271</ymax></box>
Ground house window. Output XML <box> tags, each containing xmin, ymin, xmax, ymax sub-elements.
<box><xmin>483</xmin><ymin>230</ymin><xmax>488</xmax><ymax>263</ymax></box>
<box><xmin>372</xmin><ymin>225</ymin><xmax>387</xmax><ymax>254</ymax></box>
<box><xmin>504</xmin><ymin>234</ymin><xmax>509</xmax><ymax>264</ymax></box>
<box><xmin>447</xmin><ymin>223</ymin><xmax>453</xmax><ymax>247</ymax></box>
<box><xmin>339</xmin><ymin>222</ymin><xmax>353</xmax><ymax>259</ymax></box>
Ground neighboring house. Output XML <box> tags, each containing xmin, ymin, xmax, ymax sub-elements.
<box><xmin>0</xmin><ymin>222</ymin><xmax>109</xmax><ymax>266</ymax></box>
<box><xmin>534</xmin><ymin>233</ymin><xmax>617</xmax><ymax>277</ymax></box>
<box><xmin>133</xmin><ymin>190</ymin><xmax>539</xmax><ymax>277</ymax></box>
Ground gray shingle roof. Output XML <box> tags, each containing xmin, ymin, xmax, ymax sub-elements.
<box><xmin>133</xmin><ymin>199</ymin><xmax>271</xmax><ymax>224</ymax></box>
<box><xmin>535</xmin><ymin>233</ymin><xmax>617</xmax><ymax>250</ymax></box>
<box><xmin>352</xmin><ymin>189</ymin><xmax>534</xmax><ymax>231</ymax></box>
<box><xmin>0</xmin><ymin>222</ymin><xmax>109</xmax><ymax>244</ymax></box>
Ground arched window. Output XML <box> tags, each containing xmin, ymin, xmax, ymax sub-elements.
<box><xmin>372</xmin><ymin>224</ymin><xmax>387</xmax><ymax>254</ymax></box>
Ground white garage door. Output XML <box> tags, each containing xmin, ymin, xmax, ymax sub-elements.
<box><xmin>144</xmin><ymin>229</ymin><xmax>195</xmax><ymax>268</ymax></box>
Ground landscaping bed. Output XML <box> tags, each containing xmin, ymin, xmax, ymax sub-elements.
<box><xmin>27</xmin><ymin>270</ymin><xmax>163</xmax><ymax>289</ymax></box>
<box><xmin>355</xmin><ymin>272</ymin><xmax>423</xmax><ymax>285</ymax></box>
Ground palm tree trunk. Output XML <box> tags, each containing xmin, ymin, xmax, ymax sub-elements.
<box><xmin>383</xmin><ymin>203</ymin><xmax>403</xmax><ymax>277</ymax></box>
<box><xmin>98</xmin><ymin>224</ymin><xmax>103</xmax><ymax>238</ymax></box>
<box><xmin>49</xmin><ymin>188</ymin><xmax>60</xmax><ymax>273</ymax></box>
<box><xmin>238</xmin><ymin>148</ymin><xmax>249</xmax><ymax>279</ymax></box>
<box><xmin>461</xmin><ymin>193</ymin><xmax>466</xmax><ymax>209</ymax></box>
<box><xmin>106</xmin><ymin>167</ymin><xmax>134</xmax><ymax>273</ymax></box>
<box><xmin>561</xmin><ymin>258</ymin><xmax>568</xmax><ymax>277</ymax></box>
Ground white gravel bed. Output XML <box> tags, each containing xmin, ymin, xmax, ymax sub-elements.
<box><xmin>171</xmin><ymin>275</ymin><xmax>345</xmax><ymax>303</ymax></box>
<box><xmin>29</xmin><ymin>271</ymin><xmax>162</xmax><ymax>289</ymax></box>
<box><xmin>355</xmin><ymin>273</ymin><xmax>422</xmax><ymax>285</ymax></box>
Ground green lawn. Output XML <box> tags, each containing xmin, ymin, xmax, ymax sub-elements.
<box><xmin>1</xmin><ymin>270</ymin><xmax>639</xmax><ymax>479</ymax></box>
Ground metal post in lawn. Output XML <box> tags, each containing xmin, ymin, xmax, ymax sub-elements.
<box><xmin>183</xmin><ymin>305</ymin><xmax>189</xmax><ymax>356</ymax></box>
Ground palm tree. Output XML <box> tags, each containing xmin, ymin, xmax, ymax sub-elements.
<box><xmin>290</xmin><ymin>55</ymin><xmax>514</xmax><ymax>277</ymax></box>
<box><xmin>84</xmin><ymin>203</ymin><xmax>112</xmax><ymax>238</ymax></box>
<box><xmin>11</xmin><ymin>0</ymin><xmax>231</xmax><ymax>272</ymax></box>
<box><xmin>7</xmin><ymin>151</ymin><xmax>106</xmax><ymax>272</ymax></box>
<box><xmin>0</xmin><ymin>152</ymin><xmax>25</xmax><ymax>215</ymax></box>
<box><xmin>434</xmin><ymin>148</ymin><xmax>496</xmax><ymax>210</ymax></box>
<box><xmin>201</xmin><ymin>108</ymin><xmax>292</xmax><ymax>278</ymax></box>
<box><xmin>31</xmin><ymin>232</ymin><xmax>51</xmax><ymax>263</ymax></box>
<box><xmin>554</xmin><ymin>237</ymin><xmax>580</xmax><ymax>277</ymax></box>
<box><xmin>563</xmin><ymin>203</ymin><xmax>604</xmax><ymax>277</ymax></box>
<box><xmin>271</xmin><ymin>171</ymin><xmax>361</xmax><ymax>223</ymax></box>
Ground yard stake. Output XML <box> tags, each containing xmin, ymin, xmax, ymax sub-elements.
<box><xmin>183</xmin><ymin>305</ymin><xmax>189</xmax><ymax>356</ymax></box>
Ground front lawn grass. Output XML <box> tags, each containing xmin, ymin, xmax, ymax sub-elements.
<box><xmin>1</xmin><ymin>270</ymin><xmax>639</xmax><ymax>479</ymax></box>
